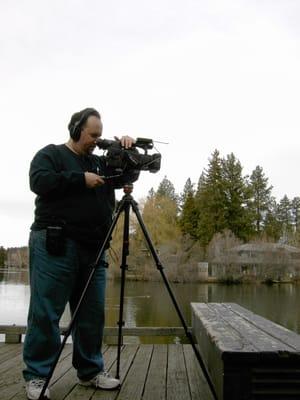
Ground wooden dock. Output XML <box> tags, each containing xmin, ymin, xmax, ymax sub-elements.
<box><xmin>0</xmin><ymin>342</ymin><xmax>213</xmax><ymax>400</ymax></box>
<box><xmin>3</xmin><ymin>302</ymin><xmax>300</xmax><ymax>399</ymax></box>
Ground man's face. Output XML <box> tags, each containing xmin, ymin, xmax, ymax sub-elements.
<box><xmin>77</xmin><ymin>115</ymin><xmax>103</xmax><ymax>155</ymax></box>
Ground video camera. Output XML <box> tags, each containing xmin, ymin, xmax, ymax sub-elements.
<box><xmin>96</xmin><ymin>137</ymin><xmax>161</xmax><ymax>174</ymax></box>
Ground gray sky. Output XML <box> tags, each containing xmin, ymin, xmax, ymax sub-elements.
<box><xmin>1</xmin><ymin>0</ymin><xmax>300</xmax><ymax>247</ymax></box>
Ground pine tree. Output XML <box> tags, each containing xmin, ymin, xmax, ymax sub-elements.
<box><xmin>196</xmin><ymin>172</ymin><xmax>206</xmax><ymax>196</ymax></box>
<box><xmin>179</xmin><ymin>178</ymin><xmax>198</xmax><ymax>238</ymax></box>
<box><xmin>249</xmin><ymin>166</ymin><xmax>273</xmax><ymax>233</ymax></box>
<box><xmin>277</xmin><ymin>195</ymin><xmax>293</xmax><ymax>241</ymax></box>
<box><xmin>291</xmin><ymin>197</ymin><xmax>300</xmax><ymax>231</ymax></box>
<box><xmin>263</xmin><ymin>197</ymin><xmax>281</xmax><ymax>241</ymax></box>
<box><xmin>222</xmin><ymin>153</ymin><xmax>254</xmax><ymax>240</ymax></box>
<box><xmin>0</xmin><ymin>246</ymin><xmax>6</xmax><ymax>267</ymax></box>
<box><xmin>156</xmin><ymin>176</ymin><xmax>177</xmax><ymax>202</ymax></box>
<box><xmin>195</xmin><ymin>150</ymin><xmax>227</xmax><ymax>246</ymax></box>
<box><xmin>179</xmin><ymin>178</ymin><xmax>194</xmax><ymax>210</ymax></box>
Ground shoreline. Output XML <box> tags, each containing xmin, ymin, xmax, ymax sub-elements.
<box><xmin>1</xmin><ymin>268</ymin><xmax>300</xmax><ymax>285</ymax></box>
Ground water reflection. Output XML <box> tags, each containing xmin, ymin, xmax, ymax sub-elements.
<box><xmin>0</xmin><ymin>269</ymin><xmax>29</xmax><ymax>285</ymax></box>
<box><xmin>1</xmin><ymin>270</ymin><xmax>300</xmax><ymax>341</ymax></box>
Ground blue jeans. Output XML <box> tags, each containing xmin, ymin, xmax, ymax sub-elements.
<box><xmin>23</xmin><ymin>229</ymin><xmax>107</xmax><ymax>381</ymax></box>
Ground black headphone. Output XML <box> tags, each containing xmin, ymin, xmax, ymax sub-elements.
<box><xmin>69</xmin><ymin>108</ymin><xmax>99</xmax><ymax>141</ymax></box>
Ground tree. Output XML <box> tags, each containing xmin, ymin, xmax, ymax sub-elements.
<box><xmin>0</xmin><ymin>246</ymin><xmax>6</xmax><ymax>267</ymax></box>
<box><xmin>156</xmin><ymin>176</ymin><xmax>177</xmax><ymax>203</ymax></box>
<box><xmin>132</xmin><ymin>176</ymin><xmax>180</xmax><ymax>248</ymax></box>
<box><xmin>221</xmin><ymin>153</ymin><xmax>254</xmax><ymax>240</ymax></box>
<box><xmin>133</xmin><ymin>193</ymin><xmax>181</xmax><ymax>247</ymax></box>
<box><xmin>249</xmin><ymin>166</ymin><xmax>273</xmax><ymax>234</ymax></box>
<box><xmin>179</xmin><ymin>178</ymin><xmax>198</xmax><ymax>238</ymax></box>
<box><xmin>263</xmin><ymin>197</ymin><xmax>281</xmax><ymax>241</ymax></box>
<box><xmin>291</xmin><ymin>197</ymin><xmax>300</xmax><ymax>231</ymax></box>
<box><xmin>179</xmin><ymin>178</ymin><xmax>194</xmax><ymax>208</ymax></box>
<box><xmin>277</xmin><ymin>195</ymin><xmax>293</xmax><ymax>241</ymax></box>
<box><xmin>196</xmin><ymin>172</ymin><xmax>206</xmax><ymax>196</ymax></box>
<box><xmin>195</xmin><ymin>150</ymin><xmax>227</xmax><ymax>246</ymax></box>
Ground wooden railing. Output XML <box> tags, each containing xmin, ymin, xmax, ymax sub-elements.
<box><xmin>0</xmin><ymin>325</ymin><xmax>188</xmax><ymax>344</ymax></box>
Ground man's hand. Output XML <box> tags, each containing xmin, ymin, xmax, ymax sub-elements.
<box><xmin>114</xmin><ymin>135</ymin><xmax>135</xmax><ymax>149</ymax></box>
<box><xmin>85</xmin><ymin>172</ymin><xmax>105</xmax><ymax>188</ymax></box>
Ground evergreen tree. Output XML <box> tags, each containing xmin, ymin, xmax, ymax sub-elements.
<box><xmin>291</xmin><ymin>197</ymin><xmax>300</xmax><ymax>231</ymax></box>
<box><xmin>181</xmin><ymin>178</ymin><xmax>194</xmax><ymax>201</ymax></box>
<box><xmin>0</xmin><ymin>246</ymin><xmax>6</xmax><ymax>267</ymax></box>
<box><xmin>196</xmin><ymin>172</ymin><xmax>205</xmax><ymax>196</ymax></box>
<box><xmin>263</xmin><ymin>197</ymin><xmax>281</xmax><ymax>241</ymax></box>
<box><xmin>249</xmin><ymin>166</ymin><xmax>273</xmax><ymax>233</ymax></box>
<box><xmin>156</xmin><ymin>176</ymin><xmax>178</xmax><ymax>203</ymax></box>
<box><xmin>277</xmin><ymin>195</ymin><xmax>293</xmax><ymax>239</ymax></box>
<box><xmin>222</xmin><ymin>153</ymin><xmax>254</xmax><ymax>240</ymax></box>
<box><xmin>179</xmin><ymin>178</ymin><xmax>198</xmax><ymax>238</ymax></box>
<box><xmin>179</xmin><ymin>178</ymin><xmax>194</xmax><ymax>209</ymax></box>
<box><xmin>195</xmin><ymin>150</ymin><xmax>227</xmax><ymax>246</ymax></box>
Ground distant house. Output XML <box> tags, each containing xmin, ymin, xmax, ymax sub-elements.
<box><xmin>211</xmin><ymin>243</ymin><xmax>300</xmax><ymax>281</ymax></box>
<box><xmin>5</xmin><ymin>247</ymin><xmax>29</xmax><ymax>269</ymax></box>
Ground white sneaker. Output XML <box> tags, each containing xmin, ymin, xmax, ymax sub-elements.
<box><xmin>79</xmin><ymin>371</ymin><xmax>120</xmax><ymax>390</ymax></box>
<box><xmin>25</xmin><ymin>379</ymin><xmax>50</xmax><ymax>399</ymax></box>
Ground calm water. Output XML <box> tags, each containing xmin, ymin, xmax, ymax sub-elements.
<box><xmin>1</xmin><ymin>270</ymin><xmax>300</xmax><ymax>342</ymax></box>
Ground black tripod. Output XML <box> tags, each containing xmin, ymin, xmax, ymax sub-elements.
<box><xmin>39</xmin><ymin>185</ymin><xmax>217</xmax><ymax>400</ymax></box>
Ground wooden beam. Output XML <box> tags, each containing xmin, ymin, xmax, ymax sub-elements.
<box><xmin>0</xmin><ymin>325</ymin><xmax>190</xmax><ymax>343</ymax></box>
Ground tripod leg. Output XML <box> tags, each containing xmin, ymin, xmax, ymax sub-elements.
<box><xmin>38</xmin><ymin>197</ymin><xmax>127</xmax><ymax>400</ymax></box>
<box><xmin>116</xmin><ymin>200</ymin><xmax>130</xmax><ymax>379</ymax></box>
<box><xmin>130</xmin><ymin>199</ymin><xmax>218</xmax><ymax>400</ymax></box>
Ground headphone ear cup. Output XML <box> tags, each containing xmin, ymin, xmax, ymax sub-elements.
<box><xmin>70</xmin><ymin>120</ymin><xmax>81</xmax><ymax>141</ymax></box>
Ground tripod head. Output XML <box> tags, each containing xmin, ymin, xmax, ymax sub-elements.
<box><xmin>122</xmin><ymin>183</ymin><xmax>133</xmax><ymax>195</ymax></box>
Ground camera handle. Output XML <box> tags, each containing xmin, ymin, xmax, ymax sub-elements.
<box><xmin>39</xmin><ymin>184</ymin><xmax>217</xmax><ymax>400</ymax></box>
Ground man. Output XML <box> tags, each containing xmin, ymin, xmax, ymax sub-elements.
<box><xmin>23</xmin><ymin>107</ymin><xmax>139</xmax><ymax>400</ymax></box>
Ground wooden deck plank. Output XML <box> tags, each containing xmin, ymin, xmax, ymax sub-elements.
<box><xmin>0</xmin><ymin>344</ymin><xmax>206</xmax><ymax>400</ymax></box>
<box><xmin>48</xmin><ymin>345</ymin><xmax>109</xmax><ymax>400</ymax></box>
<box><xmin>183</xmin><ymin>344</ymin><xmax>214</xmax><ymax>400</ymax></box>
<box><xmin>167</xmin><ymin>344</ymin><xmax>191</xmax><ymax>400</ymax></box>
<box><xmin>92</xmin><ymin>345</ymin><xmax>139</xmax><ymax>400</ymax></box>
<box><xmin>34</xmin><ymin>344</ymin><xmax>80</xmax><ymax>400</ymax></box>
<box><xmin>113</xmin><ymin>344</ymin><xmax>153</xmax><ymax>400</ymax></box>
<box><xmin>192</xmin><ymin>302</ymin><xmax>257</xmax><ymax>353</ymax></box>
<box><xmin>142</xmin><ymin>344</ymin><xmax>167</xmax><ymax>400</ymax></box>
<box><xmin>50</xmin><ymin>345</ymin><xmax>76</xmax><ymax>383</ymax></box>
<box><xmin>0</xmin><ymin>343</ymin><xmax>21</xmax><ymax>356</ymax></box>
<box><xmin>0</xmin><ymin>344</ymin><xmax>22</xmax><ymax>363</ymax></box>
<box><xmin>212</xmin><ymin>303</ymin><xmax>294</xmax><ymax>352</ymax></box>
<box><xmin>62</xmin><ymin>345</ymin><xmax>120</xmax><ymax>400</ymax></box>
<box><xmin>0</xmin><ymin>352</ymin><xmax>23</xmax><ymax>387</ymax></box>
<box><xmin>5</xmin><ymin>345</ymin><xmax>73</xmax><ymax>400</ymax></box>
<box><xmin>47</xmin><ymin>365</ymin><xmax>78</xmax><ymax>400</ymax></box>
<box><xmin>107</xmin><ymin>345</ymin><xmax>139</xmax><ymax>385</ymax></box>
<box><xmin>228</xmin><ymin>302</ymin><xmax>300</xmax><ymax>349</ymax></box>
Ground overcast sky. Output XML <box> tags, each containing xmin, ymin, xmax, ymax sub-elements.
<box><xmin>1</xmin><ymin>0</ymin><xmax>299</xmax><ymax>247</ymax></box>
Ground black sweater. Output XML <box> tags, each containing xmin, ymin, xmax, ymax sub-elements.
<box><xmin>30</xmin><ymin>144</ymin><xmax>139</xmax><ymax>245</ymax></box>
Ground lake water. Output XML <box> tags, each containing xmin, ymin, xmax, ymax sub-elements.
<box><xmin>1</xmin><ymin>269</ymin><xmax>300</xmax><ymax>342</ymax></box>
